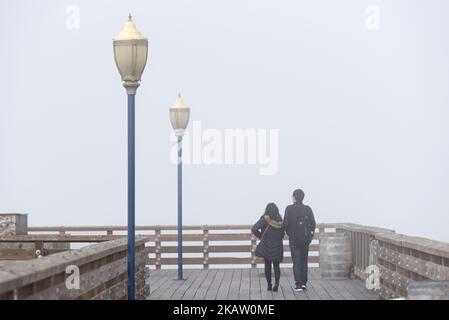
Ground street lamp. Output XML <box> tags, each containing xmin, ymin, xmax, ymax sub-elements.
<box><xmin>170</xmin><ymin>94</ymin><xmax>190</xmax><ymax>280</ymax></box>
<box><xmin>113</xmin><ymin>14</ymin><xmax>148</xmax><ymax>300</ymax></box>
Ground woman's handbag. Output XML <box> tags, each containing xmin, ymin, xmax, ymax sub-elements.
<box><xmin>255</xmin><ymin>224</ymin><xmax>270</xmax><ymax>258</ymax></box>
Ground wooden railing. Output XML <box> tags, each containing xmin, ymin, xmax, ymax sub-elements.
<box><xmin>25</xmin><ymin>224</ymin><xmax>338</xmax><ymax>269</ymax></box>
<box><xmin>0</xmin><ymin>236</ymin><xmax>150</xmax><ymax>300</ymax></box>
<box><xmin>332</xmin><ymin>224</ymin><xmax>395</xmax><ymax>280</ymax></box>
<box><xmin>22</xmin><ymin>223</ymin><xmax>449</xmax><ymax>299</ymax></box>
<box><xmin>0</xmin><ymin>235</ymin><xmax>123</xmax><ymax>260</ymax></box>
<box><xmin>146</xmin><ymin>224</ymin><xmax>335</xmax><ymax>269</ymax></box>
<box><xmin>334</xmin><ymin>223</ymin><xmax>449</xmax><ymax>299</ymax></box>
<box><xmin>375</xmin><ymin>232</ymin><xmax>449</xmax><ymax>299</ymax></box>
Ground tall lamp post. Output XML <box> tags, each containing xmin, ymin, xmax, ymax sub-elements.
<box><xmin>170</xmin><ymin>94</ymin><xmax>190</xmax><ymax>280</ymax></box>
<box><xmin>113</xmin><ymin>14</ymin><xmax>148</xmax><ymax>300</ymax></box>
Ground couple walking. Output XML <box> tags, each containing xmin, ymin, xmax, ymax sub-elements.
<box><xmin>251</xmin><ymin>189</ymin><xmax>316</xmax><ymax>292</ymax></box>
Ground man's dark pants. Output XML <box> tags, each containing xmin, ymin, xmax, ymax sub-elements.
<box><xmin>290</xmin><ymin>241</ymin><xmax>310</xmax><ymax>286</ymax></box>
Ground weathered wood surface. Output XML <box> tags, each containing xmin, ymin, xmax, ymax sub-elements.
<box><xmin>0</xmin><ymin>236</ymin><xmax>150</xmax><ymax>300</ymax></box>
<box><xmin>407</xmin><ymin>280</ymin><xmax>449</xmax><ymax>300</ymax></box>
<box><xmin>376</xmin><ymin>232</ymin><xmax>449</xmax><ymax>260</ymax></box>
<box><xmin>0</xmin><ymin>235</ymin><xmax>123</xmax><ymax>242</ymax></box>
<box><xmin>10</xmin><ymin>222</ymin><xmax>449</xmax><ymax>300</ymax></box>
<box><xmin>19</xmin><ymin>224</ymin><xmax>338</xmax><ymax>268</ymax></box>
<box><xmin>25</xmin><ymin>223</ymin><xmax>339</xmax><ymax>233</ymax></box>
<box><xmin>147</xmin><ymin>244</ymin><xmax>320</xmax><ymax>253</ymax></box>
<box><xmin>147</xmin><ymin>256</ymin><xmax>320</xmax><ymax>266</ymax></box>
<box><xmin>336</xmin><ymin>224</ymin><xmax>449</xmax><ymax>300</ymax></box>
<box><xmin>0</xmin><ymin>248</ymin><xmax>70</xmax><ymax>260</ymax></box>
<box><xmin>147</xmin><ymin>268</ymin><xmax>378</xmax><ymax>300</ymax></box>
<box><xmin>319</xmin><ymin>233</ymin><xmax>352</xmax><ymax>279</ymax></box>
<box><xmin>145</xmin><ymin>226</ymin><xmax>329</xmax><ymax>269</ymax></box>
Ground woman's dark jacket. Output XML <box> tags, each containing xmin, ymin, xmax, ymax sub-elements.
<box><xmin>251</xmin><ymin>215</ymin><xmax>285</xmax><ymax>263</ymax></box>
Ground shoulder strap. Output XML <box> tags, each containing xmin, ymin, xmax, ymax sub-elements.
<box><xmin>261</xmin><ymin>224</ymin><xmax>270</xmax><ymax>239</ymax></box>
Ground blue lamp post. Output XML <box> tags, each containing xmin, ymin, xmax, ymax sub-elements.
<box><xmin>170</xmin><ymin>94</ymin><xmax>190</xmax><ymax>280</ymax></box>
<box><xmin>113</xmin><ymin>14</ymin><xmax>148</xmax><ymax>300</ymax></box>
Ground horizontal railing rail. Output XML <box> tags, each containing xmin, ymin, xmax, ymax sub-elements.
<box><xmin>23</xmin><ymin>223</ymin><xmax>339</xmax><ymax>269</ymax></box>
<box><xmin>0</xmin><ymin>235</ymin><xmax>124</xmax><ymax>260</ymax></box>
<box><xmin>26</xmin><ymin>223</ymin><xmax>339</xmax><ymax>233</ymax></box>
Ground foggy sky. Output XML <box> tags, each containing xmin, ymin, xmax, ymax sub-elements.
<box><xmin>1</xmin><ymin>0</ymin><xmax>448</xmax><ymax>242</ymax></box>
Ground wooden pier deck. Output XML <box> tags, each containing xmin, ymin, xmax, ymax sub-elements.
<box><xmin>2</xmin><ymin>221</ymin><xmax>449</xmax><ymax>300</ymax></box>
<box><xmin>147</xmin><ymin>268</ymin><xmax>378</xmax><ymax>300</ymax></box>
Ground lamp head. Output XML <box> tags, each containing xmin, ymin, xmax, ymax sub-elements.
<box><xmin>113</xmin><ymin>14</ymin><xmax>148</xmax><ymax>94</ymax></box>
<box><xmin>170</xmin><ymin>94</ymin><xmax>190</xmax><ymax>137</ymax></box>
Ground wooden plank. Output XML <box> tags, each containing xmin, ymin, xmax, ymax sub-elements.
<box><xmin>27</xmin><ymin>223</ymin><xmax>332</xmax><ymax>232</ymax></box>
<box><xmin>259</xmin><ymin>268</ymin><xmax>275</xmax><ymax>300</ymax></box>
<box><xmin>205</xmin><ymin>269</ymin><xmax>226</xmax><ymax>300</ymax></box>
<box><xmin>181</xmin><ymin>269</ymin><xmax>211</xmax><ymax>300</ymax></box>
<box><xmin>147</xmin><ymin>270</ymin><xmax>177</xmax><ymax>299</ymax></box>
<box><xmin>327</xmin><ymin>280</ymin><xmax>358</xmax><ymax>300</ymax></box>
<box><xmin>249</xmin><ymin>268</ymin><xmax>262</xmax><ymax>300</ymax></box>
<box><xmin>238</xmin><ymin>269</ymin><xmax>250</xmax><ymax>300</ymax></box>
<box><xmin>290</xmin><ymin>275</ymin><xmax>309</xmax><ymax>300</ymax></box>
<box><xmin>154</xmin><ymin>234</ymin><xmax>253</xmax><ymax>242</ymax></box>
<box><xmin>306</xmin><ymin>270</ymin><xmax>332</xmax><ymax>300</ymax></box>
<box><xmin>0</xmin><ymin>235</ymin><xmax>123</xmax><ymax>243</ymax></box>
<box><xmin>194</xmin><ymin>269</ymin><xmax>217</xmax><ymax>300</ymax></box>
<box><xmin>148</xmin><ymin>269</ymin><xmax>176</xmax><ymax>295</ymax></box>
<box><xmin>216</xmin><ymin>269</ymin><xmax>234</xmax><ymax>300</ymax></box>
<box><xmin>159</xmin><ymin>269</ymin><xmax>195</xmax><ymax>300</ymax></box>
<box><xmin>344</xmin><ymin>279</ymin><xmax>378</xmax><ymax>300</ymax></box>
<box><xmin>336</xmin><ymin>223</ymin><xmax>395</xmax><ymax>236</ymax></box>
<box><xmin>227</xmin><ymin>268</ymin><xmax>242</xmax><ymax>300</ymax></box>
<box><xmin>147</xmin><ymin>268</ymin><xmax>378</xmax><ymax>300</ymax></box>
<box><xmin>171</xmin><ymin>269</ymin><xmax>204</xmax><ymax>300</ymax></box>
<box><xmin>271</xmin><ymin>268</ymin><xmax>287</xmax><ymax>300</ymax></box>
<box><xmin>303</xmin><ymin>279</ymin><xmax>321</xmax><ymax>300</ymax></box>
<box><xmin>147</xmin><ymin>256</ymin><xmax>319</xmax><ymax>266</ymax></box>
<box><xmin>0</xmin><ymin>248</ymin><xmax>70</xmax><ymax>260</ymax></box>
<box><xmin>340</xmin><ymin>280</ymin><xmax>368</xmax><ymax>300</ymax></box>
<box><xmin>278</xmin><ymin>270</ymin><xmax>298</xmax><ymax>300</ymax></box>
<box><xmin>147</xmin><ymin>244</ymin><xmax>320</xmax><ymax>253</ymax></box>
<box><xmin>147</xmin><ymin>233</ymin><xmax>327</xmax><ymax>242</ymax></box>
<box><xmin>351</xmin><ymin>280</ymin><xmax>379</xmax><ymax>300</ymax></box>
<box><xmin>315</xmin><ymin>278</ymin><xmax>345</xmax><ymax>300</ymax></box>
<box><xmin>308</xmin><ymin>279</ymin><xmax>332</xmax><ymax>300</ymax></box>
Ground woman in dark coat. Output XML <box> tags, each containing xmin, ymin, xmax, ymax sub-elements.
<box><xmin>252</xmin><ymin>203</ymin><xmax>285</xmax><ymax>291</ymax></box>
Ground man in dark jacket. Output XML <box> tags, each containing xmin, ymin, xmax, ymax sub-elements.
<box><xmin>284</xmin><ymin>189</ymin><xmax>316</xmax><ymax>291</ymax></box>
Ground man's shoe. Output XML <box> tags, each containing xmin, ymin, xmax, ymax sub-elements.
<box><xmin>267</xmin><ymin>284</ymin><xmax>272</xmax><ymax>291</ymax></box>
<box><xmin>273</xmin><ymin>283</ymin><xmax>279</xmax><ymax>292</ymax></box>
<box><xmin>301</xmin><ymin>285</ymin><xmax>307</xmax><ymax>291</ymax></box>
<box><xmin>294</xmin><ymin>285</ymin><xmax>303</xmax><ymax>292</ymax></box>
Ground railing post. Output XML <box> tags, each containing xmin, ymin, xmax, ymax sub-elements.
<box><xmin>369</xmin><ymin>236</ymin><xmax>378</xmax><ymax>266</ymax></box>
<box><xmin>34</xmin><ymin>241</ymin><xmax>44</xmax><ymax>257</ymax></box>
<box><xmin>155</xmin><ymin>228</ymin><xmax>161</xmax><ymax>270</ymax></box>
<box><xmin>203</xmin><ymin>228</ymin><xmax>209</xmax><ymax>269</ymax></box>
<box><xmin>319</xmin><ymin>227</ymin><xmax>325</xmax><ymax>238</ymax></box>
<box><xmin>318</xmin><ymin>227</ymin><xmax>325</xmax><ymax>268</ymax></box>
<box><xmin>251</xmin><ymin>234</ymin><xmax>257</xmax><ymax>268</ymax></box>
